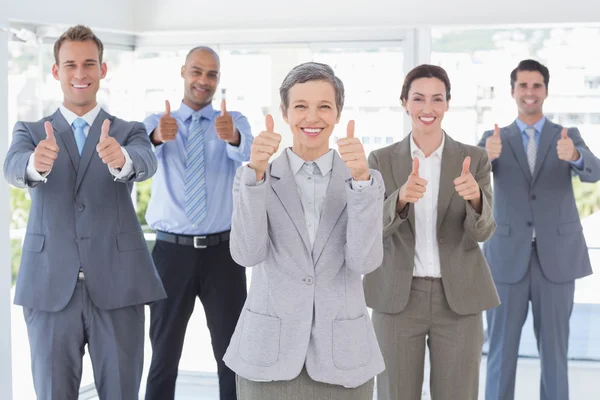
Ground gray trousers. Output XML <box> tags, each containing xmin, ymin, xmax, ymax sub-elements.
<box><xmin>24</xmin><ymin>280</ymin><xmax>145</xmax><ymax>400</ymax></box>
<box><xmin>485</xmin><ymin>244</ymin><xmax>574</xmax><ymax>400</ymax></box>
<box><xmin>373</xmin><ymin>277</ymin><xmax>484</xmax><ymax>400</ymax></box>
<box><xmin>236</xmin><ymin>367</ymin><xmax>374</xmax><ymax>400</ymax></box>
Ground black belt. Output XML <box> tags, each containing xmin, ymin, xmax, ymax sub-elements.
<box><xmin>156</xmin><ymin>230</ymin><xmax>230</xmax><ymax>249</ymax></box>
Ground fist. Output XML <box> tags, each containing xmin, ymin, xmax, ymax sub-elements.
<box><xmin>337</xmin><ymin>120</ymin><xmax>369</xmax><ymax>181</ymax></box>
<box><xmin>96</xmin><ymin>119</ymin><xmax>126</xmax><ymax>169</ymax></box>
<box><xmin>557</xmin><ymin>127</ymin><xmax>579</xmax><ymax>162</ymax></box>
<box><xmin>249</xmin><ymin>114</ymin><xmax>281</xmax><ymax>181</ymax></box>
<box><xmin>34</xmin><ymin>121</ymin><xmax>60</xmax><ymax>173</ymax></box>
<box><xmin>485</xmin><ymin>123</ymin><xmax>502</xmax><ymax>161</ymax></box>
<box><xmin>215</xmin><ymin>99</ymin><xmax>239</xmax><ymax>144</ymax></box>
<box><xmin>153</xmin><ymin>100</ymin><xmax>178</xmax><ymax>143</ymax></box>
<box><xmin>398</xmin><ymin>157</ymin><xmax>427</xmax><ymax>210</ymax></box>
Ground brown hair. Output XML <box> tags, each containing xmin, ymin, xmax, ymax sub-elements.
<box><xmin>53</xmin><ymin>25</ymin><xmax>104</xmax><ymax>64</ymax></box>
<box><xmin>400</xmin><ymin>64</ymin><xmax>451</xmax><ymax>102</ymax></box>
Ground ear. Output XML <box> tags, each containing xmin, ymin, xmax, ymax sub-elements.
<box><xmin>511</xmin><ymin>87</ymin><xmax>515</xmax><ymax>98</ymax></box>
<box><xmin>335</xmin><ymin>108</ymin><xmax>341</xmax><ymax>123</ymax></box>
<box><xmin>180</xmin><ymin>65</ymin><xmax>185</xmax><ymax>79</ymax></box>
<box><xmin>401</xmin><ymin>99</ymin><xmax>408</xmax><ymax>115</ymax></box>
<box><xmin>445</xmin><ymin>100</ymin><xmax>450</xmax><ymax>112</ymax></box>
<box><xmin>280</xmin><ymin>104</ymin><xmax>288</xmax><ymax>124</ymax></box>
<box><xmin>51</xmin><ymin>64</ymin><xmax>59</xmax><ymax>81</ymax></box>
<box><xmin>100</xmin><ymin>62</ymin><xmax>107</xmax><ymax>79</ymax></box>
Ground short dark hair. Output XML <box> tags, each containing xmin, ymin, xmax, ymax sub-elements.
<box><xmin>54</xmin><ymin>25</ymin><xmax>104</xmax><ymax>64</ymax></box>
<box><xmin>400</xmin><ymin>64</ymin><xmax>451</xmax><ymax>102</ymax></box>
<box><xmin>510</xmin><ymin>59</ymin><xmax>549</xmax><ymax>90</ymax></box>
<box><xmin>279</xmin><ymin>62</ymin><xmax>345</xmax><ymax>114</ymax></box>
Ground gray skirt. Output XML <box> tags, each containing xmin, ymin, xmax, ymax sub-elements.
<box><xmin>236</xmin><ymin>367</ymin><xmax>374</xmax><ymax>400</ymax></box>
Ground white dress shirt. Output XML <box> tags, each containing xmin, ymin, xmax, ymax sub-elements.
<box><xmin>26</xmin><ymin>104</ymin><xmax>133</xmax><ymax>182</ymax></box>
<box><xmin>410</xmin><ymin>133</ymin><xmax>445</xmax><ymax>278</ymax></box>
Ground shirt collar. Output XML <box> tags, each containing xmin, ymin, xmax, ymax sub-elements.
<box><xmin>59</xmin><ymin>103</ymin><xmax>102</xmax><ymax>127</ymax></box>
<box><xmin>516</xmin><ymin>116</ymin><xmax>546</xmax><ymax>134</ymax></box>
<box><xmin>177</xmin><ymin>101</ymin><xmax>216</xmax><ymax>122</ymax></box>
<box><xmin>409</xmin><ymin>132</ymin><xmax>445</xmax><ymax>159</ymax></box>
<box><xmin>286</xmin><ymin>148</ymin><xmax>335</xmax><ymax>176</ymax></box>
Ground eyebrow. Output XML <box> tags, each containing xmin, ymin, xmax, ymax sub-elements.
<box><xmin>413</xmin><ymin>92</ymin><xmax>444</xmax><ymax>97</ymax></box>
<box><xmin>63</xmin><ymin>59</ymin><xmax>98</xmax><ymax>64</ymax></box>
<box><xmin>190</xmin><ymin>66</ymin><xmax>219</xmax><ymax>74</ymax></box>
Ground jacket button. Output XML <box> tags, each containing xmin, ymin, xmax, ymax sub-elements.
<box><xmin>17</xmin><ymin>178</ymin><xmax>24</xmax><ymax>183</ymax></box>
<box><xmin>531</xmin><ymin>194</ymin><xmax>537</xmax><ymax>200</ymax></box>
<box><xmin>439</xmin><ymin>237</ymin><xmax>445</xmax><ymax>244</ymax></box>
<box><xmin>77</xmin><ymin>204</ymin><xmax>85</xmax><ymax>211</ymax></box>
<box><xmin>303</xmin><ymin>276</ymin><xmax>314</xmax><ymax>286</ymax></box>
<box><xmin>527</xmin><ymin>221</ymin><xmax>533</xmax><ymax>227</ymax></box>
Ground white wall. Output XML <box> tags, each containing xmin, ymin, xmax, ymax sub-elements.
<box><xmin>133</xmin><ymin>0</ymin><xmax>600</xmax><ymax>32</ymax></box>
<box><xmin>5</xmin><ymin>0</ymin><xmax>135</xmax><ymax>32</ymax></box>
<box><xmin>0</xmin><ymin>16</ymin><xmax>14</xmax><ymax>400</ymax></box>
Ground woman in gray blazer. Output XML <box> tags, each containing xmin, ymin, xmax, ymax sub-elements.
<box><xmin>363</xmin><ymin>64</ymin><xmax>500</xmax><ymax>400</ymax></box>
<box><xmin>223</xmin><ymin>62</ymin><xmax>386</xmax><ymax>400</ymax></box>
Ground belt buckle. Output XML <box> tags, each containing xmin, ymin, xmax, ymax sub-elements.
<box><xmin>193</xmin><ymin>236</ymin><xmax>207</xmax><ymax>249</ymax></box>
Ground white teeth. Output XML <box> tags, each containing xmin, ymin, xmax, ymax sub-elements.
<box><xmin>73</xmin><ymin>84</ymin><xmax>88</xmax><ymax>88</ymax></box>
<box><xmin>302</xmin><ymin>128</ymin><xmax>322</xmax><ymax>133</ymax></box>
<box><xmin>525</xmin><ymin>99</ymin><xmax>536</xmax><ymax>104</ymax></box>
<box><xmin>419</xmin><ymin>117</ymin><xmax>434</xmax><ymax>122</ymax></box>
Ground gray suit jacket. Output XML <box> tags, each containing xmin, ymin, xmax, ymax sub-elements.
<box><xmin>3</xmin><ymin>109</ymin><xmax>166</xmax><ymax>312</ymax></box>
<box><xmin>223</xmin><ymin>150</ymin><xmax>386</xmax><ymax>388</ymax></box>
<box><xmin>364</xmin><ymin>134</ymin><xmax>500</xmax><ymax>315</ymax></box>
<box><xmin>478</xmin><ymin>119</ymin><xmax>600</xmax><ymax>283</ymax></box>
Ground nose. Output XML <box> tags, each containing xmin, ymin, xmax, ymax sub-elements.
<box><xmin>306</xmin><ymin>106</ymin><xmax>319</xmax><ymax>122</ymax></box>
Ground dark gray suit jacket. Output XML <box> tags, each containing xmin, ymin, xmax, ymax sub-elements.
<box><xmin>3</xmin><ymin>109</ymin><xmax>166</xmax><ymax>312</ymax></box>
<box><xmin>478</xmin><ymin>119</ymin><xmax>600</xmax><ymax>283</ymax></box>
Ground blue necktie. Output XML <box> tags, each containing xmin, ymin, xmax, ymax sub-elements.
<box><xmin>72</xmin><ymin>118</ymin><xmax>87</xmax><ymax>155</ymax></box>
<box><xmin>184</xmin><ymin>113</ymin><xmax>207</xmax><ymax>226</ymax></box>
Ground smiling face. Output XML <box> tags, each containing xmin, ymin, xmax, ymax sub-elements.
<box><xmin>181</xmin><ymin>49</ymin><xmax>220</xmax><ymax>111</ymax></box>
<box><xmin>282</xmin><ymin>80</ymin><xmax>340</xmax><ymax>160</ymax></box>
<box><xmin>52</xmin><ymin>40</ymin><xmax>106</xmax><ymax>116</ymax></box>
<box><xmin>512</xmin><ymin>70</ymin><xmax>547</xmax><ymax>121</ymax></box>
<box><xmin>402</xmin><ymin>77</ymin><xmax>449</xmax><ymax>136</ymax></box>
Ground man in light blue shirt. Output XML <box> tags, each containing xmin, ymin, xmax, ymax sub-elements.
<box><xmin>480</xmin><ymin>59</ymin><xmax>600</xmax><ymax>400</ymax></box>
<box><xmin>144</xmin><ymin>46</ymin><xmax>253</xmax><ymax>400</ymax></box>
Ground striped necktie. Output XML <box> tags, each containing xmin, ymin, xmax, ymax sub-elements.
<box><xmin>184</xmin><ymin>112</ymin><xmax>207</xmax><ymax>226</ymax></box>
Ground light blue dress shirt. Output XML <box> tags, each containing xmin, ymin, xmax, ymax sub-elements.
<box><xmin>515</xmin><ymin>116</ymin><xmax>583</xmax><ymax>169</ymax></box>
<box><xmin>144</xmin><ymin>102</ymin><xmax>253</xmax><ymax>235</ymax></box>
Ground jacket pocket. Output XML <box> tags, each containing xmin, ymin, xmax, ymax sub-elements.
<box><xmin>22</xmin><ymin>234</ymin><xmax>45</xmax><ymax>252</ymax></box>
<box><xmin>332</xmin><ymin>314</ymin><xmax>371</xmax><ymax>370</ymax></box>
<box><xmin>558</xmin><ymin>221</ymin><xmax>583</xmax><ymax>235</ymax></box>
<box><xmin>239</xmin><ymin>309</ymin><xmax>281</xmax><ymax>367</ymax></box>
<box><xmin>116</xmin><ymin>231</ymin><xmax>147</xmax><ymax>252</ymax></box>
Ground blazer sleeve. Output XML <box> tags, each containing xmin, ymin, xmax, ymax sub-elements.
<box><xmin>478</xmin><ymin>129</ymin><xmax>498</xmax><ymax>171</ymax></box>
<box><xmin>463</xmin><ymin>150</ymin><xmax>496</xmax><ymax>242</ymax></box>
<box><xmin>344</xmin><ymin>170</ymin><xmax>385</xmax><ymax>274</ymax></box>
<box><xmin>116</xmin><ymin>121</ymin><xmax>158</xmax><ymax>183</ymax></box>
<box><xmin>367</xmin><ymin>150</ymin><xmax>409</xmax><ymax>239</ymax></box>
<box><xmin>569</xmin><ymin>127</ymin><xmax>600</xmax><ymax>183</ymax></box>
<box><xmin>3</xmin><ymin>121</ymin><xmax>43</xmax><ymax>189</ymax></box>
<box><xmin>229</xmin><ymin>165</ymin><xmax>270</xmax><ymax>267</ymax></box>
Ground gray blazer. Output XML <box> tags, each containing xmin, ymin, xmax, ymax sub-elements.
<box><xmin>478</xmin><ymin>120</ymin><xmax>600</xmax><ymax>283</ymax></box>
<box><xmin>3</xmin><ymin>109</ymin><xmax>166</xmax><ymax>312</ymax></box>
<box><xmin>223</xmin><ymin>150</ymin><xmax>386</xmax><ymax>388</ymax></box>
<box><xmin>363</xmin><ymin>134</ymin><xmax>500</xmax><ymax>315</ymax></box>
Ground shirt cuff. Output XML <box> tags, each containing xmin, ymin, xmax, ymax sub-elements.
<box><xmin>569</xmin><ymin>147</ymin><xmax>584</xmax><ymax>169</ymax></box>
<box><xmin>350</xmin><ymin>177</ymin><xmax>373</xmax><ymax>191</ymax></box>
<box><xmin>109</xmin><ymin>147</ymin><xmax>134</xmax><ymax>180</ymax></box>
<box><xmin>26</xmin><ymin>153</ymin><xmax>51</xmax><ymax>183</ymax></box>
<box><xmin>226</xmin><ymin>129</ymin><xmax>243</xmax><ymax>153</ymax></box>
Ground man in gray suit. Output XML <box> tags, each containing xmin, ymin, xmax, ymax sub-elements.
<box><xmin>3</xmin><ymin>25</ymin><xmax>165</xmax><ymax>400</ymax></box>
<box><xmin>480</xmin><ymin>59</ymin><xmax>600</xmax><ymax>400</ymax></box>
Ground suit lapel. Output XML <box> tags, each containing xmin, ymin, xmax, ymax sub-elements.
<box><xmin>392</xmin><ymin>136</ymin><xmax>416</xmax><ymax>234</ymax></box>
<box><xmin>50</xmin><ymin>110</ymin><xmax>79</xmax><ymax>172</ymax></box>
<box><xmin>532</xmin><ymin>120</ymin><xmax>560</xmax><ymax>184</ymax></box>
<box><xmin>506</xmin><ymin>121</ymin><xmax>533</xmax><ymax>184</ymax></box>
<box><xmin>437</xmin><ymin>134</ymin><xmax>462</xmax><ymax>231</ymax></box>
<box><xmin>311</xmin><ymin>153</ymin><xmax>349</xmax><ymax>264</ymax></box>
<box><xmin>270</xmin><ymin>153</ymin><xmax>312</xmax><ymax>254</ymax></box>
<box><xmin>75</xmin><ymin>110</ymin><xmax>111</xmax><ymax>193</ymax></box>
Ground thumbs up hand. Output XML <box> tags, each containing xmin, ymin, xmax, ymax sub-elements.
<box><xmin>454</xmin><ymin>156</ymin><xmax>482</xmax><ymax>211</ymax></box>
<box><xmin>96</xmin><ymin>119</ymin><xmax>125</xmax><ymax>169</ymax></box>
<box><xmin>485</xmin><ymin>123</ymin><xmax>502</xmax><ymax>161</ymax></box>
<box><xmin>397</xmin><ymin>157</ymin><xmax>428</xmax><ymax>211</ymax></box>
<box><xmin>337</xmin><ymin>120</ymin><xmax>370</xmax><ymax>181</ymax></box>
<box><xmin>215</xmin><ymin>99</ymin><xmax>239</xmax><ymax>145</ymax></box>
<box><xmin>33</xmin><ymin>121</ymin><xmax>60</xmax><ymax>173</ymax></box>
<box><xmin>249</xmin><ymin>114</ymin><xmax>281</xmax><ymax>181</ymax></box>
<box><xmin>557</xmin><ymin>127</ymin><xmax>579</xmax><ymax>162</ymax></box>
<box><xmin>153</xmin><ymin>100</ymin><xmax>178</xmax><ymax>144</ymax></box>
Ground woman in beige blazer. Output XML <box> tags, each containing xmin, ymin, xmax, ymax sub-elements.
<box><xmin>223</xmin><ymin>62</ymin><xmax>385</xmax><ymax>400</ymax></box>
<box><xmin>363</xmin><ymin>64</ymin><xmax>500</xmax><ymax>400</ymax></box>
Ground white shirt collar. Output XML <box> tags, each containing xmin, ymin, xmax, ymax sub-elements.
<box><xmin>59</xmin><ymin>104</ymin><xmax>102</xmax><ymax>128</ymax></box>
<box><xmin>286</xmin><ymin>148</ymin><xmax>334</xmax><ymax>176</ymax></box>
<box><xmin>409</xmin><ymin>132</ymin><xmax>445</xmax><ymax>159</ymax></box>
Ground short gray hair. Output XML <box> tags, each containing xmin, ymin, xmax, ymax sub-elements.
<box><xmin>279</xmin><ymin>62</ymin><xmax>345</xmax><ymax>114</ymax></box>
